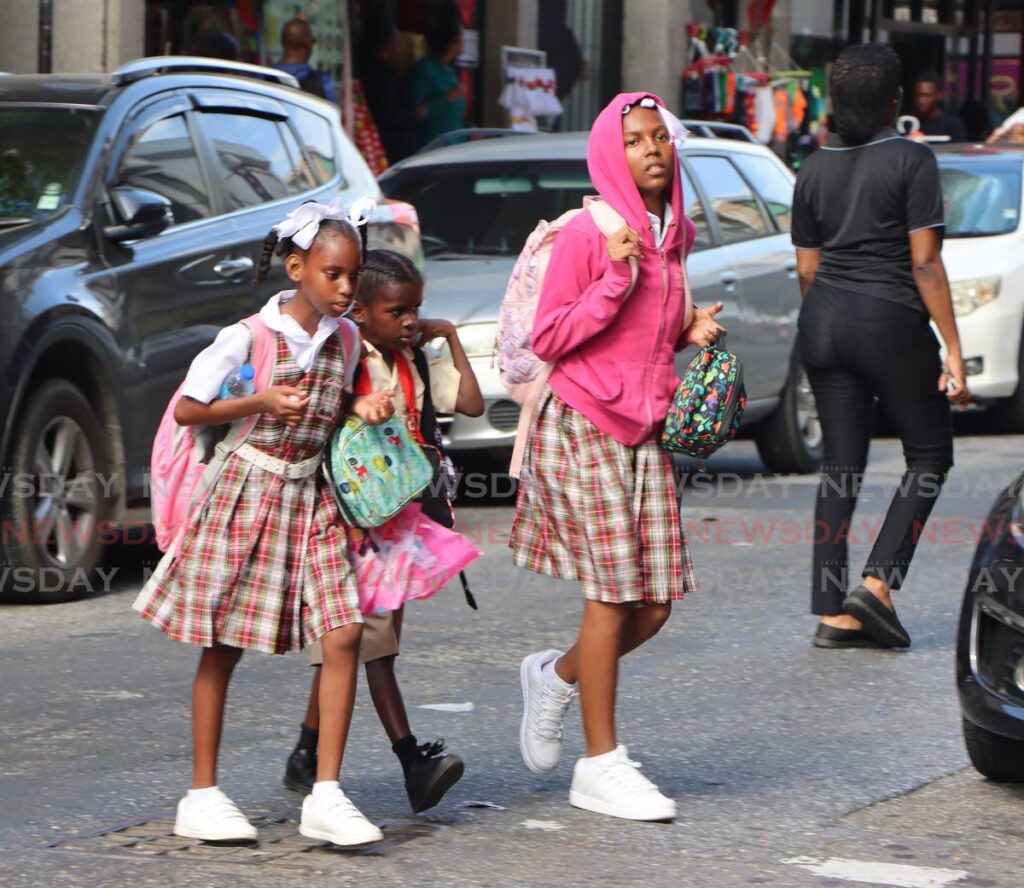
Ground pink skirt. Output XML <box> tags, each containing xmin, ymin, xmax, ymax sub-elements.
<box><xmin>348</xmin><ymin>504</ymin><xmax>481</xmax><ymax>614</ymax></box>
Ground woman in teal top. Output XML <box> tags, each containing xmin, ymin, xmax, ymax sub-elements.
<box><xmin>411</xmin><ymin>15</ymin><xmax>466</xmax><ymax>148</ymax></box>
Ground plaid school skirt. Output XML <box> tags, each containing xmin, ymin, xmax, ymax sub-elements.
<box><xmin>509</xmin><ymin>389</ymin><xmax>698</xmax><ymax>604</ymax></box>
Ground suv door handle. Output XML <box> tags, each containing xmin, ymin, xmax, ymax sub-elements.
<box><xmin>213</xmin><ymin>257</ymin><xmax>254</xmax><ymax>278</ymax></box>
<box><xmin>720</xmin><ymin>271</ymin><xmax>738</xmax><ymax>289</ymax></box>
<box><xmin>784</xmin><ymin>258</ymin><xmax>797</xmax><ymax>272</ymax></box>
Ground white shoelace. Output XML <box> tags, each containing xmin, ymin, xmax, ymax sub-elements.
<box><xmin>600</xmin><ymin>750</ymin><xmax>663</xmax><ymax>797</ymax></box>
<box><xmin>320</xmin><ymin>790</ymin><xmax>366</xmax><ymax>823</ymax></box>
<box><xmin>193</xmin><ymin>792</ymin><xmax>248</xmax><ymax>824</ymax></box>
<box><xmin>533</xmin><ymin>681</ymin><xmax>577</xmax><ymax>741</ymax></box>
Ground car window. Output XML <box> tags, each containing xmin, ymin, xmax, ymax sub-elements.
<box><xmin>940</xmin><ymin>159</ymin><xmax>1022</xmax><ymax>237</ymax></box>
<box><xmin>201</xmin><ymin>112</ymin><xmax>313</xmax><ymax>209</ymax></box>
<box><xmin>687</xmin><ymin>155</ymin><xmax>770</xmax><ymax>243</ymax></box>
<box><xmin>731</xmin><ymin>154</ymin><xmax>793</xmax><ymax>232</ymax></box>
<box><xmin>680</xmin><ymin>167</ymin><xmax>712</xmax><ymax>251</ymax></box>
<box><xmin>290</xmin><ymin>107</ymin><xmax>341</xmax><ymax>186</ymax></box>
<box><xmin>380</xmin><ymin>162</ymin><xmax>594</xmax><ymax>256</ymax></box>
<box><xmin>118</xmin><ymin>115</ymin><xmax>211</xmax><ymax>225</ymax></box>
<box><xmin>0</xmin><ymin>106</ymin><xmax>99</xmax><ymax>226</ymax></box>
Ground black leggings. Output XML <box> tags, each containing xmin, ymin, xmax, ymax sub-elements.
<box><xmin>798</xmin><ymin>286</ymin><xmax>954</xmax><ymax>615</ymax></box>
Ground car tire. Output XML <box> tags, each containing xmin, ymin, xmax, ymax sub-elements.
<box><xmin>963</xmin><ymin>717</ymin><xmax>1024</xmax><ymax>782</ymax></box>
<box><xmin>0</xmin><ymin>379</ymin><xmax>114</xmax><ymax>604</ymax></box>
<box><xmin>754</xmin><ymin>353</ymin><xmax>824</xmax><ymax>475</ymax></box>
<box><xmin>991</xmin><ymin>333</ymin><xmax>1024</xmax><ymax>433</ymax></box>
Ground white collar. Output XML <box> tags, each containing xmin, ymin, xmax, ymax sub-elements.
<box><xmin>260</xmin><ymin>290</ymin><xmax>340</xmax><ymax>341</ymax></box>
<box><xmin>647</xmin><ymin>203</ymin><xmax>674</xmax><ymax>248</ymax></box>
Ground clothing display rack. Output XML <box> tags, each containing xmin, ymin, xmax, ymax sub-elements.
<box><xmin>682</xmin><ymin>25</ymin><xmax>824</xmax><ymax>152</ymax></box>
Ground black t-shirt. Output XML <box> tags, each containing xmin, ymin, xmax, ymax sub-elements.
<box><xmin>791</xmin><ymin>130</ymin><xmax>945</xmax><ymax>312</ymax></box>
<box><xmin>921</xmin><ymin>112</ymin><xmax>967</xmax><ymax>142</ymax></box>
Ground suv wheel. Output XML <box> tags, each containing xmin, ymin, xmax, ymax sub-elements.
<box><xmin>754</xmin><ymin>353</ymin><xmax>824</xmax><ymax>475</ymax></box>
<box><xmin>963</xmin><ymin>717</ymin><xmax>1024</xmax><ymax>782</ymax></box>
<box><xmin>0</xmin><ymin>380</ymin><xmax>113</xmax><ymax>603</ymax></box>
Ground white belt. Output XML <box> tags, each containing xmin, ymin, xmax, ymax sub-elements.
<box><xmin>235</xmin><ymin>443</ymin><xmax>322</xmax><ymax>480</ymax></box>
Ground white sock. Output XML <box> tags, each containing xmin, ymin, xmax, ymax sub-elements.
<box><xmin>312</xmin><ymin>780</ymin><xmax>340</xmax><ymax>800</ymax></box>
<box><xmin>586</xmin><ymin>746</ymin><xmax>623</xmax><ymax>764</ymax></box>
<box><xmin>183</xmin><ymin>785</ymin><xmax>220</xmax><ymax>807</ymax></box>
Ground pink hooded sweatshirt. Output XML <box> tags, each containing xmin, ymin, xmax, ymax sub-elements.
<box><xmin>532</xmin><ymin>91</ymin><xmax>696</xmax><ymax>446</ymax></box>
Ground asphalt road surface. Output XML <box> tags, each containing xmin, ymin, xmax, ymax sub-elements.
<box><xmin>2</xmin><ymin>430</ymin><xmax>1023</xmax><ymax>888</ymax></box>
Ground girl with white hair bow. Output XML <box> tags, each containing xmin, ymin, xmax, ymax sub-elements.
<box><xmin>133</xmin><ymin>195</ymin><xmax>395</xmax><ymax>849</ymax></box>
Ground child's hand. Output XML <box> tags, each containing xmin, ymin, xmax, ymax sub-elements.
<box><xmin>418</xmin><ymin>318</ymin><xmax>456</xmax><ymax>343</ymax></box>
<box><xmin>353</xmin><ymin>390</ymin><xmax>396</xmax><ymax>426</ymax></box>
<box><xmin>682</xmin><ymin>302</ymin><xmax>726</xmax><ymax>349</ymax></box>
<box><xmin>261</xmin><ymin>386</ymin><xmax>310</xmax><ymax>427</ymax></box>
<box><xmin>607</xmin><ymin>225</ymin><xmax>643</xmax><ymax>262</ymax></box>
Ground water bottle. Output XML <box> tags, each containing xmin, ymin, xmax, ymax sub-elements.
<box><xmin>220</xmin><ymin>363</ymin><xmax>256</xmax><ymax>400</ymax></box>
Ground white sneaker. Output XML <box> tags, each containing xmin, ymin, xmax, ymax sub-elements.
<box><xmin>300</xmin><ymin>785</ymin><xmax>383</xmax><ymax>847</ymax></box>
<box><xmin>569</xmin><ymin>746</ymin><xmax>677</xmax><ymax>822</ymax></box>
<box><xmin>519</xmin><ymin>649</ymin><xmax>577</xmax><ymax>774</ymax></box>
<box><xmin>173</xmin><ymin>788</ymin><xmax>258</xmax><ymax>841</ymax></box>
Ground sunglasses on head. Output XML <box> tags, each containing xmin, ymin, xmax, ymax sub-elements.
<box><xmin>621</xmin><ymin>97</ymin><xmax>658</xmax><ymax>115</ymax></box>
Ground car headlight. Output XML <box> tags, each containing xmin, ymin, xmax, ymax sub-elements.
<box><xmin>456</xmin><ymin>322</ymin><xmax>497</xmax><ymax>359</ymax></box>
<box><xmin>951</xmin><ymin>277</ymin><xmax>1001</xmax><ymax>317</ymax></box>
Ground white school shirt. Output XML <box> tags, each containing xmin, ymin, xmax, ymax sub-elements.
<box><xmin>361</xmin><ymin>338</ymin><xmax>462</xmax><ymax>420</ymax></box>
<box><xmin>181</xmin><ymin>290</ymin><xmax>353</xmax><ymax>404</ymax></box>
<box><xmin>647</xmin><ymin>202</ymin><xmax>674</xmax><ymax>249</ymax></box>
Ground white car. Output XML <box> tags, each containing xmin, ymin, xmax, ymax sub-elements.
<box><xmin>937</xmin><ymin>144</ymin><xmax>1024</xmax><ymax>428</ymax></box>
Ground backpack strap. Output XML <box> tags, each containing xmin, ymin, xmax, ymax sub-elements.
<box><xmin>337</xmin><ymin>319</ymin><xmax>361</xmax><ymax>390</ymax></box>
<box><xmin>409</xmin><ymin>348</ymin><xmax>444</xmax><ymax>452</ymax></box>
<box><xmin>586</xmin><ymin>198</ymin><xmax>639</xmax><ymax>300</ymax></box>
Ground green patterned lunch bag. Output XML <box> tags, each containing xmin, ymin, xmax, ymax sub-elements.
<box><xmin>323</xmin><ymin>414</ymin><xmax>434</xmax><ymax>528</ymax></box>
<box><xmin>661</xmin><ymin>336</ymin><xmax>747</xmax><ymax>459</ymax></box>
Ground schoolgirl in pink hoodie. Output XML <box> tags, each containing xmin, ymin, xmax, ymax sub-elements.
<box><xmin>510</xmin><ymin>92</ymin><xmax>723</xmax><ymax>822</ymax></box>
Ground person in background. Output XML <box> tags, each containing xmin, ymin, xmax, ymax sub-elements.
<box><xmin>987</xmin><ymin>108</ymin><xmax>1024</xmax><ymax>144</ymax></box>
<box><xmin>359</xmin><ymin>13</ymin><xmax>418</xmax><ymax>164</ymax></box>
<box><xmin>410</xmin><ymin>12</ymin><xmax>466</xmax><ymax>149</ymax></box>
<box><xmin>273</xmin><ymin>16</ymin><xmax>337</xmax><ymax>103</ymax></box>
<box><xmin>957</xmin><ymin>99</ymin><xmax>992</xmax><ymax>143</ymax></box>
<box><xmin>793</xmin><ymin>45</ymin><xmax>970</xmax><ymax>652</ymax></box>
<box><xmin>912</xmin><ymin>72</ymin><xmax>966</xmax><ymax>141</ymax></box>
<box><xmin>191</xmin><ymin>29</ymin><xmax>241</xmax><ymax>61</ymax></box>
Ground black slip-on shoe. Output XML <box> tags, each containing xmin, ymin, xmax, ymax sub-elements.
<box><xmin>283</xmin><ymin>745</ymin><xmax>316</xmax><ymax>795</ymax></box>
<box><xmin>405</xmin><ymin>739</ymin><xmax>465</xmax><ymax>814</ymax></box>
<box><xmin>842</xmin><ymin>586</ymin><xmax>911</xmax><ymax>649</ymax></box>
<box><xmin>813</xmin><ymin>623</ymin><xmax>886</xmax><ymax>649</ymax></box>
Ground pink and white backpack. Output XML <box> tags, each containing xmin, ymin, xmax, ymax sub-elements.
<box><xmin>496</xmin><ymin>197</ymin><xmax>638</xmax><ymax>475</ymax></box>
<box><xmin>149</xmin><ymin>316</ymin><xmax>276</xmax><ymax>553</ymax></box>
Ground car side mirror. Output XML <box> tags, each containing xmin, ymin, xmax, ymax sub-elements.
<box><xmin>103</xmin><ymin>186</ymin><xmax>173</xmax><ymax>241</ymax></box>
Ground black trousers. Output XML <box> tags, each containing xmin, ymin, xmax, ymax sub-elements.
<box><xmin>798</xmin><ymin>285</ymin><xmax>954</xmax><ymax>615</ymax></box>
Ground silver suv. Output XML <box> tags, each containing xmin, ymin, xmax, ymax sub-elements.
<box><xmin>379</xmin><ymin>130</ymin><xmax>822</xmax><ymax>473</ymax></box>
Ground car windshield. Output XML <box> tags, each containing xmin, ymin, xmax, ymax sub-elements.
<box><xmin>380</xmin><ymin>161</ymin><xmax>594</xmax><ymax>256</ymax></box>
<box><xmin>0</xmin><ymin>106</ymin><xmax>99</xmax><ymax>227</ymax></box>
<box><xmin>940</xmin><ymin>158</ymin><xmax>1022</xmax><ymax>238</ymax></box>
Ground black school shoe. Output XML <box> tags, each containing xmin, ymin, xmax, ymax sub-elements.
<box><xmin>404</xmin><ymin>739</ymin><xmax>465</xmax><ymax>814</ymax></box>
<box><xmin>813</xmin><ymin>623</ymin><xmax>886</xmax><ymax>649</ymax></box>
<box><xmin>842</xmin><ymin>586</ymin><xmax>912</xmax><ymax>649</ymax></box>
<box><xmin>283</xmin><ymin>744</ymin><xmax>316</xmax><ymax>795</ymax></box>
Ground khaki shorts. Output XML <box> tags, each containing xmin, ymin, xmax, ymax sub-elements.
<box><xmin>308</xmin><ymin>608</ymin><xmax>403</xmax><ymax>667</ymax></box>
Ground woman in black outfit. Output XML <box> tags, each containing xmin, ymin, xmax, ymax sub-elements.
<box><xmin>792</xmin><ymin>44</ymin><xmax>970</xmax><ymax>650</ymax></box>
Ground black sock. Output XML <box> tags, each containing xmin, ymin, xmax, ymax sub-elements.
<box><xmin>297</xmin><ymin>723</ymin><xmax>319</xmax><ymax>752</ymax></box>
<box><xmin>392</xmin><ymin>734</ymin><xmax>419</xmax><ymax>772</ymax></box>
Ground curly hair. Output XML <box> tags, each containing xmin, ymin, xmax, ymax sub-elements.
<box><xmin>254</xmin><ymin>213</ymin><xmax>365</xmax><ymax>284</ymax></box>
<box><xmin>355</xmin><ymin>248</ymin><xmax>422</xmax><ymax>304</ymax></box>
<box><xmin>829</xmin><ymin>44</ymin><xmax>903</xmax><ymax>146</ymax></box>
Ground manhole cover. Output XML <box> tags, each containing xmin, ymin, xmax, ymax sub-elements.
<box><xmin>48</xmin><ymin>811</ymin><xmax>445</xmax><ymax>871</ymax></box>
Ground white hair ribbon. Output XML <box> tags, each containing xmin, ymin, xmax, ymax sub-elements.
<box><xmin>273</xmin><ymin>196</ymin><xmax>377</xmax><ymax>250</ymax></box>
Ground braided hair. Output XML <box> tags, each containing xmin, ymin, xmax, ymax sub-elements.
<box><xmin>254</xmin><ymin>215</ymin><xmax>365</xmax><ymax>284</ymax></box>
<box><xmin>829</xmin><ymin>44</ymin><xmax>902</xmax><ymax>146</ymax></box>
<box><xmin>355</xmin><ymin>248</ymin><xmax>423</xmax><ymax>304</ymax></box>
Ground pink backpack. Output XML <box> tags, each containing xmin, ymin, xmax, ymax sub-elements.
<box><xmin>150</xmin><ymin>316</ymin><xmax>276</xmax><ymax>553</ymax></box>
<box><xmin>496</xmin><ymin>197</ymin><xmax>638</xmax><ymax>476</ymax></box>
